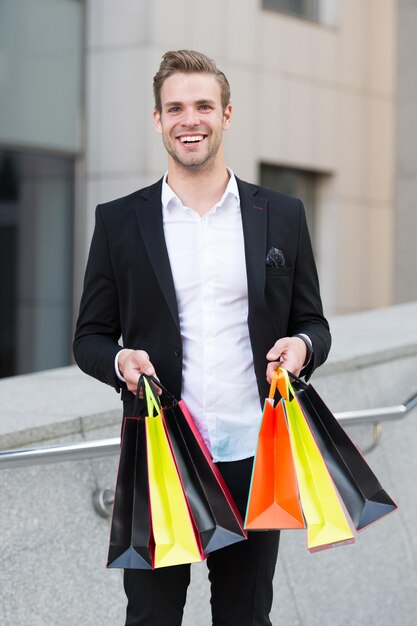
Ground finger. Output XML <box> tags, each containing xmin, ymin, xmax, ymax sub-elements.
<box><xmin>125</xmin><ymin>360</ymin><xmax>155</xmax><ymax>383</ymax></box>
<box><xmin>118</xmin><ymin>349</ymin><xmax>153</xmax><ymax>382</ymax></box>
<box><xmin>266</xmin><ymin>360</ymin><xmax>282</xmax><ymax>383</ymax></box>
<box><xmin>127</xmin><ymin>372</ymin><xmax>162</xmax><ymax>396</ymax></box>
<box><xmin>132</xmin><ymin>350</ymin><xmax>155</xmax><ymax>376</ymax></box>
<box><xmin>148</xmin><ymin>377</ymin><xmax>162</xmax><ymax>396</ymax></box>
<box><xmin>266</xmin><ymin>338</ymin><xmax>290</xmax><ymax>361</ymax></box>
<box><xmin>280</xmin><ymin>356</ymin><xmax>303</xmax><ymax>377</ymax></box>
<box><xmin>283</xmin><ymin>363</ymin><xmax>301</xmax><ymax>377</ymax></box>
<box><xmin>139</xmin><ymin>370</ymin><xmax>162</xmax><ymax>395</ymax></box>
<box><xmin>125</xmin><ymin>366</ymin><xmax>142</xmax><ymax>391</ymax></box>
<box><xmin>266</xmin><ymin>349</ymin><xmax>281</xmax><ymax>362</ymax></box>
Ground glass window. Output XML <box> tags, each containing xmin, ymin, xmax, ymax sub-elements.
<box><xmin>262</xmin><ymin>0</ymin><xmax>339</xmax><ymax>27</ymax></box>
<box><xmin>0</xmin><ymin>0</ymin><xmax>84</xmax><ymax>152</ymax></box>
<box><xmin>0</xmin><ymin>150</ymin><xmax>74</xmax><ymax>377</ymax></box>
<box><xmin>260</xmin><ymin>163</ymin><xmax>318</xmax><ymax>247</ymax></box>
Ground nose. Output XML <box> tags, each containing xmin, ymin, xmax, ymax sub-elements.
<box><xmin>181</xmin><ymin>107</ymin><xmax>200</xmax><ymax>127</ymax></box>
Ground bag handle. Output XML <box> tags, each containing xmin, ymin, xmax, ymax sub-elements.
<box><xmin>269</xmin><ymin>368</ymin><xmax>290</xmax><ymax>400</ymax></box>
<box><xmin>147</xmin><ymin>375</ymin><xmax>177</xmax><ymax>405</ymax></box>
<box><xmin>133</xmin><ymin>375</ymin><xmax>163</xmax><ymax>417</ymax></box>
<box><xmin>132</xmin><ymin>373</ymin><xmax>178</xmax><ymax>417</ymax></box>
<box><xmin>143</xmin><ymin>377</ymin><xmax>161</xmax><ymax>417</ymax></box>
<box><xmin>269</xmin><ymin>367</ymin><xmax>307</xmax><ymax>401</ymax></box>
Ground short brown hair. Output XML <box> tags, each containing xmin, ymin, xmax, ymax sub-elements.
<box><xmin>153</xmin><ymin>50</ymin><xmax>231</xmax><ymax>113</ymax></box>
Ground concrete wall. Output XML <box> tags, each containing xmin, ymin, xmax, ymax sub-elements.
<box><xmin>76</xmin><ymin>0</ymin><xmax>396</xmax><ymax>317</ymax></box>
<box><xmin>1</xmin><ymin>302</ymin><xmax>417</xmax><ymax>625</ymax></box>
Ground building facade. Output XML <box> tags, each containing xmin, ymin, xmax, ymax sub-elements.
<box><xmin>0</xmin><ymin>0</ymin><xmax>406</xmax><ymax>378</ymax></box>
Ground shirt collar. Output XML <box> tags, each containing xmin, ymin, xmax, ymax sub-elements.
<box><xmin>162</xmin><ymin>168</ymin><xmax>240</xmax><ymax>213</ymax></box>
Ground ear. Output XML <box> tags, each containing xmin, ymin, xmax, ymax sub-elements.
<box><xmin>222</xmin><ymin>103</ymin><xmax>232</xmax><ymax>130</ymax></box>
<box><xmin>153</xmin><ymin>109</ymin><xmax>162</xmax><ymax>134</ymax></box>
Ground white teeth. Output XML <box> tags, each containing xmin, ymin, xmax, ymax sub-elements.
<box><xmin>179</xmin><ymin>135</ymin><xmax>204</xmax><ymax>143</ymax></box>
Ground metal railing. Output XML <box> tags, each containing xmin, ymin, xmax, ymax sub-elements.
<box><xmin>1</xmin><ymin>391</ymin><xmax>416</xmax><ymax>470</ymax></box>
<box><xmin>0</xmin><ymin>437</ymin><xmax>121</xmax><ymax>470</ymax></box>
<box><xmin>1</xmin><ymin>391</ymin><xmax>416</xmax><ymax>517</ymax></box>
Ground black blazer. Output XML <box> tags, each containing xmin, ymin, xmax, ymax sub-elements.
<box><xmin>73</xmin><ymin>177</ymin><xmax>331</xmax><ymax>404</ymax></box>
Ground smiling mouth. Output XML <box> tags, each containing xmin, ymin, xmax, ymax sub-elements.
<box><xmin>178</xmin><ymin>134</ymin><xmax>206</xmax><ymax>144</ymax></box>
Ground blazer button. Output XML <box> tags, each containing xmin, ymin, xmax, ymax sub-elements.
<box><xmin>174</xmin><ymin>347</ymin><xmax>181</xmax><ymax>357</ymax></box>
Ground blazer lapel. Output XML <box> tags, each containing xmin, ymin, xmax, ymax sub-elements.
<box><xmin>133</xmin><ymin>180</ymin><xmax>180</xmax><ymax>332</ymax></box>
<box><xmin>237</xmin><ymin>178</ymin><xmax>267</xmax><ymax>304</ymax></box>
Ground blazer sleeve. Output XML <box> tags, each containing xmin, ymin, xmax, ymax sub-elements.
<box><xmin>73</xmin><ymin>205</ymin><xmax>124</xmax><ymax>392</ymax></box>
<box><xmin>288</xmin><ymin>200</ymin><xmax>331</xmax><ymax>380</ymax></box>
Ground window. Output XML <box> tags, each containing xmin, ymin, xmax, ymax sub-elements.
<box><xmin>260</xmin><ymin>163</ymin><xmax>319</xmax><ymax>247</ymax></box>
<box><xmin>262</xmin><ymin>0</ymin><xmax>339</xmax><ymax>27</ymax></box>
<box><xmin>0</xmin><ymin>150</ymin><xmax>74</xmax><ymax>377</ymax></box>
<box><xmin>0</xmin><ymin>0</ymin><xmax>84</xmax><ymax>152</ymax></box>
<box><xmin>0</xmin><ymin>0</ymin><xmax>83</xmax><ymax>377</ymax></box>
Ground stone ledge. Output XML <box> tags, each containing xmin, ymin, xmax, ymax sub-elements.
<box><xmin>318</xmin><ymin>342</ymin><xmax>417</xmax><ymax>376</ymax></box>
<box><xmin>0</xmin><ymin>366</ymin><xmax>121</xmax><ymax>450</ymax></box>
<box><xmin>0</xmin><ymin>410</ymin><xmax>121</xmax><ymax>451</ymax></box>
<box><xmin>325</xmin><ymin>300</ymin><xmax>417</xmax><ymax>364</ymax></box>
<box><xmin>313</xmin><ymin>300</ymin><xmax>417</xmax><ymax>378</ymax></box>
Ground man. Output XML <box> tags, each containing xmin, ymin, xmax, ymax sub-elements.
<box><xmin>74</xmin><ymin>50</ymin><xmax>331</xmax><ymax>626</ymax></box>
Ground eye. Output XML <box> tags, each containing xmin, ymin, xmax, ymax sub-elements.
<box><xmin>167</xmin><ymin>106</ymin><xmax>181</xmax><ymax>113</ymax></box>
<box><xmin>199</xmin><ymin>104</ymin><xmax>212</xmax><ymax>111</ymax></box>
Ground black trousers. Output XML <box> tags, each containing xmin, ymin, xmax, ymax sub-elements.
<box><xmin>124</xmin><ymin>457</ymin><xmax>280</xmax><ymax>626</ymax></box>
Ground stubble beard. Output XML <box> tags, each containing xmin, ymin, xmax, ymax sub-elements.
<box><xmin>164</xmin><ymin>135</ymin><xmax>220</xmax><ymax>177</ymax></box>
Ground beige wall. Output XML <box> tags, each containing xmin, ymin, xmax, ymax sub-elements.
<box><xmin>80</xmin><ymin>0</ymin><xmax>396</xmax><ymax>316</ymax></box>
<box><xmin>395</xmin><ymin>0</ymin><xmax>417</xmax><ymax>305</ymax></box>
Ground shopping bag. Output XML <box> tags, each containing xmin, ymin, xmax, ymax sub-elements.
<box><xmin>278</xmin><ymin>369</ymin><xmax>355</xmax><ymax>552</ymax></box>
<box><xmin>147</xmin><ymin>376</ymin><xmax>247</xmax><ymax>554</ymax></box>
<box><xmin>107</xmin><ymin>415</ymin><xmax>153</xmax><ymax>569</ymax></box>
<box><xmin>107</xmin><ymin>376</ymin><xmax>202</xmax><ymax>569</ymax></box>
<box><xmin>293</xmin><ymin>378</ymin><xmax>397</xmax><ymax>530</ymax></box>
<box><xmin>177</xmin><ymin>399</ymin><xmax>245</xmax><ymax>526</ymax></box>
<box><xmin>244</xmin><ymin>386</ymin><xmax>305</xmax><ymax>530</ymax></box>
<box><xmin>143</xmin><ymin>377</ymin><xmax>203</xmax><ymax>568</ymax></box>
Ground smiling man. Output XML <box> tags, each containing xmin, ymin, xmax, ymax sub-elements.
<box><xmin>74</xmin><ymin>50</ymin><xmax>331</xmax><ymax>626</ymax></box>
<box><xmin>154</xmin><ymin>72</ymin><xmax>231</xmax><ymax>176</ymax></box>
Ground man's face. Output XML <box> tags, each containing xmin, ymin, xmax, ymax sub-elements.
<box><xmin>153</xmin><ymin>72</ymin><xmax>232</xmax><ymax>172</ymax></box>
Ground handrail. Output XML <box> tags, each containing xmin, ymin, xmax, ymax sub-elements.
<box><xmin>333</xmin><ymin>391</ymin><xmax>417</xmax><ymax>425</ymax></box>
<box><xmin>0</xmin><ymin>438</ymin><xmax>121</xmax><ymax>470</ymax></box>
<box><xmin>0</xmin><ymin>391</ymin><xmax>416</xmax><ymax>470</ymax></box>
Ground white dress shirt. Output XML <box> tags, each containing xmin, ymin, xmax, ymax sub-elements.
<box><xmin>160</xmin><ymin>171</ymin><xmax>262</xmax><ymax>462</ymax></box>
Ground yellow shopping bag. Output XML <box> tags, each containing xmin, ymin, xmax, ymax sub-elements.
<box><xmin>276</xmin><ymin>369</ymin><xmax>355</xmax><ymax>552</ymax></box>
<box><xmin>144</xmin><ymin>378</ymin><xmax>203</xmax><ymax>568</ymax></box>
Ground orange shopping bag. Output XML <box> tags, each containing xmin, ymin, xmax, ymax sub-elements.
<box><xmin>245</xmin><ymin>376</ymin><xmax>305</xmax><ymax>530</ymax></box>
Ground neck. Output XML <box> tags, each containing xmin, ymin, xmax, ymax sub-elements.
<box><xmin>166</xmin><ymin>154</ymin><xmax>230</xmax><ymax>216</ymax></box>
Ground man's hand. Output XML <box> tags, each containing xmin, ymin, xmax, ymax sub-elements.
<box><xmin>117</xmin><ymin>349</ymin><xmax>160</xmax><ymax>395</ymax></box>
<box><xmin>266</xmin><ymin>337</ymin><xmax>307</xmax><ymax>382</ymax></box>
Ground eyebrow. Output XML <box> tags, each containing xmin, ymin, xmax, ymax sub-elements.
<box><xmin>163</xmin><ymin>99</ymin><xmax>217</xmax><ymax>109</ymax></box>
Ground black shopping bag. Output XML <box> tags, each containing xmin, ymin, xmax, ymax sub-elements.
<box><xmin>149</xmin><ymin>376</ymin><xmax>247</xmax><ymax>555</ymax></box>
<box><xmin>293</xmin><ymin>378</ymin><xmax>397</xmax><ymax>530</ymax></box>
<box><xmin>107</xmin><ymin>415</ymin><xmax>153</xmax><ymax>569</ymax></box>
<box><xmin>108</xmin><ymin>375</ymin><xmax>206</xmax><ymax>570</ymax></box>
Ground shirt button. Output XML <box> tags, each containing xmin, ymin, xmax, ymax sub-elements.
<box><xmin>174</xmin><ymin>347</ymin><xmax>181</xmax><ymax>357</ymax></box>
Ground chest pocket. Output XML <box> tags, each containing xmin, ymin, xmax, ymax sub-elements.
<box><xmin>266</xmin><ymin>266</ymin><xmax>292</xmax><ymax>277</ymax></box>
